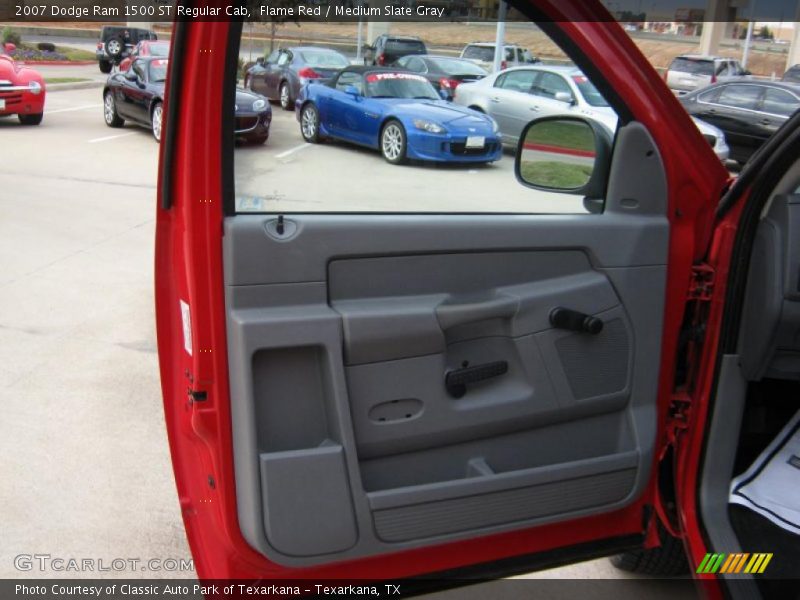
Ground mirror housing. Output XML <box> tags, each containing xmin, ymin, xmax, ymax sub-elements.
<box><xmin>555</xmin><ymin>91</ymin><xmax>575</xmax><ymax>104</ymax></box>
<box><xmin>344</xmin><ymin>85</ymin><xmax>360</xmax><ymax>97</ymax></box>
<box><xmin>515</xmin><ymin>115</ymin><xmax>612</xmax><ymax>202</ymax></box>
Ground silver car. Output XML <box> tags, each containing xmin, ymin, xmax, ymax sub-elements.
<box><xmin>666</xmin><ymin>55</ymin><xmax>751</xmax><ymax>95</ymax></box>
<box><xmin>454</xmin><ymin>65</ymin><xmax>729</xmax><ymax>161</ymax></box>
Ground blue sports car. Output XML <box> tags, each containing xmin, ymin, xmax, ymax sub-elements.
<box><xmin>295</xmin><ymin>66</ymin><xmax>503</xmax><ymax>165</ymax></box>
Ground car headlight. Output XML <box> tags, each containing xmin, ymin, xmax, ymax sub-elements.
<box><xmin>28</xmin><ymin>81</ymin><xmax>42</xmax><ymax>95</ymax></box>
<box><xmin>252</xmin><ymin>98</ymin><xmax>267</xmax><ymax>111</ymax></box>
<box><xmin>413</xmin><ymin>119</ymin><xmax>445</xmax><ymax>134</ymax></box>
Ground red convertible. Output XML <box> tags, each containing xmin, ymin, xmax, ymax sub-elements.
<box><xmin>0</xmin><ymin>42</ymin><xmax>45</xmax><ymax>125</ymax></box>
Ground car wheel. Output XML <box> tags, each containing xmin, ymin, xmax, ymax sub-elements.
<box><xmin>380</xmin><ymin>120</ymin><xmax>407</xmax><ymax>165</ymax></box>
<box><xmin>103</xmin><ymin>91</ymin><xmax>124</xmax><ymax>127</ymax></box>
<box><xmin>300</xmin><ymin>103</ymin><xmax>322</xmax><ymax>143</ymax></box>
<box><xmin>151</xmin><ymin>102</ymin><xmax>164</xmax><ymax>143</ymax></box>
<box><xmin>609</xmin><ymin>524</ymin><xmax>689</xmax><ymax>576</ymax></box>
<box><xmin>99</xmin><ymin>60</ymin><xmax>112</xmax><ymax>74</ymax></box>
<box><xmin>18</xmin><ymin>113</ymin><xmax>43</xmax><ymax>126</ymax></box>
<box><xmin>105</xmin><ymin>37</ymin><xmax>124</xmax><ymax>58</ymax></box>
<box><xmin>279</xmin><ymin>82</ymin><xmax>293</xmax><ymax>111</ymax></box>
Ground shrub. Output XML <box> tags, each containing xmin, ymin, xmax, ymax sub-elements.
<box><xmin>2</xmin><ymin>27</ymin><xmax>22</xmax><ymax>46</ymax></box>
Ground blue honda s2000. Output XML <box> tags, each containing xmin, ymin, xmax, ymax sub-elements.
<box><xmin>295</xmin><ymin>66</ymin><xmax>503</xmax><ymax>165</ymax></box>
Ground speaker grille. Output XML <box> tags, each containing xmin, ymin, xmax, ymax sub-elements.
<box><xmin>555</xmin><ymin>318</ymin><xmax>629</xmax><ymax>400</ymax></box>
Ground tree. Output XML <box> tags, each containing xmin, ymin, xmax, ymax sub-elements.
<box><xmin>758</xmin><ymin>25</ymin><xmax>774</xmax><ymax>40</ymax></box>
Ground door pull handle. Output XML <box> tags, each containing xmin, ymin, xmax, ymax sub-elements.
<box><xmin>549</xmin><ymin>307</ymin><xmax>604</xmax><ymax>335</ymax></box>
<box><xmin>445</xmin><ymin>361</ymin><xmax>509</xmax><ymax>399</ymax></box>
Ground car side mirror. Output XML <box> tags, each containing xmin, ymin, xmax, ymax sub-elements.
<box><xmin>4</xmin><ymin>42</ymin><xmax>16</xmax><ymax>53</ymax></box>
<box><xmin>344</xmin><ymin>85</ymin><xmax>360</xmax><ymax>98</ymax></box>
<box><xmin>555</xmin><ymin>91</ymin><xmax>575</xmax><ymax>105</ymax></box>
<box><xmin>515</xmin><ymin>116</ymin><xmax>612</xmax><ymax>205</ymax></box>
<box><xmin>256</xmin><ymin>57</ymin><xmax>264</xmax><ymax>66</ymax></box>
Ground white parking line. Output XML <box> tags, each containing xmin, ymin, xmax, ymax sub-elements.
<box><xmin>88</xmin><ymin>132</ymin><xmax>137</xmax><ymax>144</ymax></box>
<box><xmin>47</xmin><ymin>104</ymin><xmax>103</xmax><ymax>114</ymax></box>
<box><xmin>276</xmin><ymin>143</ymin><xmax>312</xmax><ymax>160</ymax></box>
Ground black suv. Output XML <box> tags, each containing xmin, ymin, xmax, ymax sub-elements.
<box><xmin>96</xmin><ymin>26</ymin><xmax>158</xmax><ymax>73</ymax></box>
<box><xmin>364</xmin><ymin>35</ymin><xmax>426</xmax><ymax>66</ymax></box>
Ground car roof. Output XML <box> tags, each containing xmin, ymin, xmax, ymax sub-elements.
<box><xmin>693</xmin><ymin>80</ymin><xmax>800</xmax><ymax>94</ymax></box>
<box><xmin>674</xmin><ymin>54</ymin><xmax>731</xmax><ymax>61</ymax></box>
<box><xmin>285</xmin><ymin>46</ymin><xmax>344</xmax><ymax>53</ymax></box>
<box><xmin>498</xmin><ymin>64</ymin><xmax>581</xmax><ymax>76</ymax></box>
<box><xmin>338</xmin><ymin>66</ymin><xmax>412</xmax><ymax>75</ymax></box>
<box><xmin>415</xmin><ymin>54</ymin><xmax>476</xmax><ymax>61</ymax></box>
<box><xmin>467</xmin><ymin>42</ymin><xmax>521</xmax><ymax>48</ymax></box>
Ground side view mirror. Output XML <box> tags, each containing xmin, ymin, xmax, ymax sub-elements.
<box><xmin>4</xmin><ymin>42</ymin><xmax>16</xmax><ymax>53</ymax></box>
<box><xmin>344</xmin><ymin>85</ymin><xmax>360</xmax><ymax>97</ymax></box>
<box><xmin>515</xmin><ymin>116</ymin><xmax>612</xmax><ymax>203</ymax></box>
<box><xmin>256</xmin><ymin>57</ymin><xmax>264</xmax><ymax>66</ymax></box>
<box><xmin>124</xmin><ymin>70</ymin><xmax>139</xmax><ymax>81</ymax></box>
<box><xmin>554</xmin><ymin>91</ymin><xmax>575</xmax><ymax>104</ymax></box>
<box><xmin>362</xmin><ymin>44</ymin><xmax>373</xmax><ymax>52</ymax></box>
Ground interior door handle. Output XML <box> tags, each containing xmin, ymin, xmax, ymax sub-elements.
<box><xmin>549</xmin><ymin>307</ymin><xmax>604</xmax><ymax>335</ymax></box>
<box><xmin>436</xmin><ymin>295</ymin><xmax>519</xmax><ymax>330</ymax></box>
<box><xmin>445</xmin><ymin>361</ymin><xmax>509</xmax><ymax>398</ymax></box>
<box><xmin>759</xmin><ymin>118</ymin><xmax>771</xmax><ymax>125</ymax></box>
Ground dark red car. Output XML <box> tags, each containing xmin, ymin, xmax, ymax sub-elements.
<box><xmin>0</xmin><ymin>42</ymin><xmax>45</xmax><ymax>125</ymax></box>
<box><xmin>155</xmin><ymin>5</ymin><xmax>800</xmax><ymax>598</ymax></box>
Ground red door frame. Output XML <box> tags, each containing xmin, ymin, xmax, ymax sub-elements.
<box><xmin>155</xmin><ymin>3</ymin><xmax>730</xmax><ymax>581</ymax></box>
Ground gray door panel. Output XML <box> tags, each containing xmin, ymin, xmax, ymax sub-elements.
<box><xmin>224</xmin><ymin>123</ymin><xmax>669</xmax><ymax>566</ymax></box>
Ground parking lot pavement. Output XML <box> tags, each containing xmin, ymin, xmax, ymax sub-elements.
<box><xmin>0</xmin><ymin>88</ymin><xmax>695</xmax><ymax>593</ymax></box>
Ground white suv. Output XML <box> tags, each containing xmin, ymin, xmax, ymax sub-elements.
<box><xmin>666</xmin><ymin>55</ymin><xmax>751</xmax><ymax>95</ymax></box>
<box><xmin>460</xmin><ymin>43</ymin><xmax>538</xmax><ymax>72</ymax></box>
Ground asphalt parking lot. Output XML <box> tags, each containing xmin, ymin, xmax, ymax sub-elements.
<box><xmin>0</xmin><ymin>75</ymin><xmax>696</xmax><ymax>596</ymax></box>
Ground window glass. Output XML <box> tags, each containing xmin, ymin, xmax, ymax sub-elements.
<box><xmin>233</xmin><ymin>25</ymin><xmax>618</xmax><ymax>215</ymax></box>
<box><xmin>265</xmin><ymin>50</ymin><xmax>279</xmax><ymax>64</ymax></box>
<box><xmin>698</xmin><ymin>88</ymin><xmax>721</xmax><ymax>103</ymax></box>
<box><xmin>132</xmin><ymin>60</ymin><xmax>146</xmax><ymax>80</ymax></box>
<box><xmin>717</xmin><ymin>85</ymin><xmax>763</xmax><ymax>110</ymax></box>
<box><xmin>495</xmin><ymin>70</ymin><xmax>537</xmax><ymax>93</ymax></box>
<box><xmin>385</xmin><ymin>39</ymin><xmax>425</xmax><ymax>53</ymax></box>
<box><xmin>762</xmin><ymin>88</ymin><xmax>800</xmax><ymax>117</ymax></box>
<box><xmin>149</xmin><ymin>59</ymin><xmax>168</xmax><ymax>83</ymax></box>
<box><xmin>531</xmin><ymin>72</ymin><xmax>572</xmax><ymax>100</ymax></box>
<box><xmin>670</xmin><ymin>57</ymin><xmax>714</xmax><ymax>76</ymax></box>
<box><xmin>335</xmin><ymin>71</ymin><xmax>364</xmax><ymax>94</ymax></box>
<box><xmin>405</xmin><ymin>57</ymin><xmax>426</xmax><ymax>73</ymax></box>
<box><xmin>277</xmin><ymin>52</ymin><xmax>290</xmax><ymax>66</ymax></box>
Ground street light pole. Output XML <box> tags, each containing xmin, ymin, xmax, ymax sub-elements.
<box><xmin>493</xmin><ymin>1</ymin><xmax>507</xmax><ymax>73</ymax></box>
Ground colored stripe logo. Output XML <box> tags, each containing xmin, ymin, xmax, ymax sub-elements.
<box><xmin>696</xmin><ymin>553</ymin><xmax>773</xmax><ymax>574</ymax></box>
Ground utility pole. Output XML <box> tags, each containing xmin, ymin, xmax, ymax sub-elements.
<box><xmin>493</xmin><ymin>1</ymin><xmax>507</xmax><ymax>73</ymax></box>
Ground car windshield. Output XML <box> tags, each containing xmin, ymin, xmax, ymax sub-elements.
<box><xmin>462</xmin><ymin>46</ymin><xmax>495</xmax><ymax>61</ymax></box>
<box><xmin>300</xmin><ymin>50</ymin><xmax>349</xmax><ymax>69</ymax></box>
<box><xmin>670</xmin><ymin>57</ymin><xmax>714</xmax><ymax>76</ymax></box>
<box><xmin>149</xmin><ymin>59</ymin><xmax>169</xmax><ymax>83</ymax></box>
<box><xmin>365</xmin><ymin>72</ymin><xmax>438</xmax><ymax>99</ymax></box>
<box><xmin>572</xmin><ymin>74</ymin><xmax>609</xmax><ymax>107</ymax></box>
<box><xmin>149</xmin><ymin>44</ymin><xmax>170</xmax><ymax>57</ymax></box>
<box><xmin>428</xmin><ymin>57</ymin><xmax>486</xmax><ymax>76</ymax></box>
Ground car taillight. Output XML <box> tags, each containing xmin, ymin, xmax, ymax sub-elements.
<box><xmin>377</xmin><ymin>54</ymin><xmax>385</xmax><ymax>65</ymax></box>
<box><xmin>97</xmin><ymin>42</ymin><xmax>103</xmax><ymax>50</ymax></box>
<box><xmin>711</xmin><ymin>74</ymin><xmax>717</xmax><ymax>84</ymax></box>
<box><xmin>439</xmin><ymin>78</ymin><xmax>461</xmax><ymax>90</ymax></box>
<box><xmin>298</xmin><ymin>67</ymin><xmax>321</xmax><ymax>79</ymax></box>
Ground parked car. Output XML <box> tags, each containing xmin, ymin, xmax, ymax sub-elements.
<box><xmin>96</xmin><ymin>26</ymin><xmax>157</xmax><ymax>74</ymax></box>
<box><xmin>459</xmin><ymin>42</ymin><xmax>539</xmax><ymax>72</ymax></box>
<box><xmin>665</xmin><ymin>54</ymin><xmax>751</xmax><ymax>95</ymax></box>
<box><xmin>245</xmin><ymin>46</ymin><xmax>349</xmax><ymax>111</ymax></box>
<box><xmin>364</xmin><ymin>35</ymin><xmax>427</xmax><ymax>66</ymax></box>
<box><xmin>103</xmin><ymin>56</ymin><xmax>271</xmax><ymax>144</ymax></box>
<box><xmin>680</xmin><ymin>80</ymin><xmax>800</xmax><ymax>163</ymax></box>
<box><xmin>394</xmin><ymin>55</ymin><xmax>488</xmax><ymax>100</ymax></box>
<box><xmin>0</xmin><ymin>42</ymin><xmax>45</xmax><ymax>125</ymax></box>
<box><xmin>782</xmin><ymin>64</ymin><xmax>800</xmax><ymax>84</ymax></box>
<box><xmin>455</xmin><ymin>65</ymin><xmax>729</xmax><ymax>160</ymax></box>
<box><xmin>119</xmin><ymin>41</ymin><xmax>170</xmax><ymax>72</ymax></box>
<box><xmin>295</xmin><ymin>67</ymin><xmax>501</xmax><ymax>165</ymax></box>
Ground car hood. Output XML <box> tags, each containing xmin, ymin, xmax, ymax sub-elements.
<box><xmin>235</xmin><ymin>88</ymin><xmax>270</xmax><ymax>113</ymax></box>
<box><xmin>385</xmin><ymin>98</ymin><xmax>493</xmax><ymax>126</ymax></box>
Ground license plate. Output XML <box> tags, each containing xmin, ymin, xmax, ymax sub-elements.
<box><xmin>466</xmin><ymin>136</ymin><xmax>485</xmax><ymax>148</ymax></box>
<box><xmin>0</xmin><ymin>99</ymin><xmax>5</xmax><ymax>111</ymax></box>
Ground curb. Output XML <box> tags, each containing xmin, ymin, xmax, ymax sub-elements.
<box><xmin>47</xmin><ymin>80</ymin><xmax>104</xmax><ymax>92</ymax></box>
<box><xmin>19</xmin><ymin>60</ymin><xmax>96</xmax><ymax>66</ymax></box>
